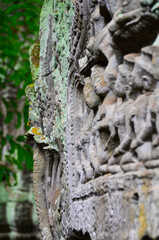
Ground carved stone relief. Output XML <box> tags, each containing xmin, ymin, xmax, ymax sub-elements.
<box><xmin>65</xmin><ymin>1</ymin><xmax>159</xmax><ymax>239</ymax></box>
<box><xmin>27</xmin><ymin>0</ymin><xmax>159</xmax><ymax>239</ymax></box>
<box><xmin>68</xmin><ymin>0</ymin><xmax>159</xmax><ymax>189</ymax></box>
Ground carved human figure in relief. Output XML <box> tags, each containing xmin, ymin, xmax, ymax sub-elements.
<box><xmin>143</xmin><ymin>90</ymin><xmax>159</xmax><ymax>169</ymax></box>
<box><xmin>106</xmin><ymin>53</ymin><xmax>137</xmax><ymax>173</ymax></box>
<box><xmin>131</xmin><ymin>46</ymin><xmax>159</xmax><ymax>93</ymax></box>
<box><xmin>107</xmin><ymin>44</ymin><xmax>159</xmax><ymax>173</ymax></box>
<box><xmin>107</xmin><ymin>99</ymin><xmax>131</xmax><ymax>173</ymax></box>
<box><xmin>75</xmin><ymin>64</ymin><xmax>110</xmax><ymax>182</ymax></box>
<box><xmin>90</xmin><ymin>93</ymin><xmax>117</xmax><ymax>175</ymax></box>
<box><xmin>114</xmin><ymin>53</ymin><xmax>139</xmax><ymax>100</ymax></box>
<box><xmin>75</xmin><ymin>0</ymin><xmax>159</xmax><ymax>184</ymax></box>
<box><xmin>109</xmin><ymin>0</ymin><xmax>159</xmax><ymax>53</ymax></box>
<box><xmin>75</xmin><ymin>111</ymin><xmax>94</xmax><ymax>183</ymax></box>
<box><xmin>119</xmin><ymin>93</ymin><xmax>151</xmax><ymax>172</ymax></box>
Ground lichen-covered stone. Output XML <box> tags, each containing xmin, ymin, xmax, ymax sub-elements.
<box><xmin>26</xmin><ymin>0</ymin><xmax>73</xmax><ymax>239</ymax></box>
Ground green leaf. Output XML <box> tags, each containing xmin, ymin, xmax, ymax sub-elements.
<box><xmin>16</xmin><ymin>135</ymin><xmax>25</xmax><ymax>142</ymax></box>
<box><xmin>5</xmin><ymin>154</ymin><xmax>14</xmax><ymax>164</ymax></box>
<box><xmin>2</xmin><ymin>98</ymin><xmax>10</xmax><ymax>109</ymax></box>
<box><xmin>13</xmin><ymin>159</ymin><xmax>23</xmax><ymax>170</ymax></box>
<box><xmin>17</xmin><ymin>144</ymin><xmax>25</xmax><ymax>164</ymax></box>
<box><xmin>9</xmin><ymin>139</ymin><xmax>16</xmax><ymax>154</ymax></box>
<box><xmin>15</xmin><ymin>111</ymin><xmax>22</xmax><ymax>129</ymax></box>
<box><xmin>4</xmin><ymin>111</ymin><xmax>13</xmax><ymax>124</ymax></box>
<box><xmin>0</xmin><ymin>67</ymin><xmax>7</xmax><ymax>76</ymax></box>
<box><xmin>24</xmin><ymin>150</ymin><xmax>33</xmax><ymax>170</ymax></box>
<box><xmin>0</xmin><ymin>165</ymin><xmax>17</xmax><ymax>186</ymax></box>
<box><xmin>10</xmin><ymin>99</ymin><xmax>17</xmax><ymax>109</ymax></box>
<box><xmin>0</xmin><ymin>167</ymin><xmax>4</xmax><ymax>182</ymax></box>
<box><xmin>17</xmin><ymin>88</ymin><xmax>25</xmax><ymax>99</ymax></box>
<box><xmin>1</xmin><ymin>136</ymin><xmax>6</xmax><ymax>147</ymax></box>
<box><xmin>6</xmin><ymin>134</ymin><xmax>13</xmax><ymax>141</ymax></box>
<box><xmin>23</xmin><ymin>144</ymin><xmax>33</xmax><ymax>170</ymax></box>
<box><xmin>11</xmin><ymin>172</ymin><xmax>18</xmax><ymax>186</ymax></box>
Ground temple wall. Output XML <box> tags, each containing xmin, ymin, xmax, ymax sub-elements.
<box><xmin>26</xmin><ymin>0</ymin><xmax>159</xmax><ymax>239</ymax></box>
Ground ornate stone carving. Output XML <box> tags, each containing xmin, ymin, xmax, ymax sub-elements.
<box><xmin>69</xmin><ymin>0</ymin><xmax>159</xmax><ymax>185</ymax></box>
<box><xmin>65</xmin><ymin>0</ymin><xmax>159</xmax><ymax>239</ymax></box>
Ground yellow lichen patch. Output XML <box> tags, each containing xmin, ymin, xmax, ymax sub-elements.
<box><xmin>138</xmin><ymin>203</ymin><xmax>147</xmax><ymax>239</ymax></box>
<box><xmin>142</xmin><ymin>184</ymin><xmax>149</xmax><ymax>199</ymax></box>
<box><xmin>28</xmin><ymin>83</ymin><xmax>34</xmax><ymax>89</ymax></box>
<box><xmin>40</xmin><ymin>135</ymin><xmax>45</xmax><ymax>140</ymax></box>
<box><xmin>31</xmin><ymin>127</ymin><xmax>42</xmax><ymax>136</ymax></box>
<box><xmin>142</xmin><ymin>178</ymin><xmax>151</xmax><ymax>198</ymax></box>
<box><xmin>152</xmin><ymin>56</ymin><xmax>156</xmax><ymax>65</ymax></box>
<box><xmin>27</xmin><ymin>121</ymin><xmax>30</xmax><ymax>126</ymax></box>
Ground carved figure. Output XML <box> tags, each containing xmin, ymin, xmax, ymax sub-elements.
<box><xmin>114</xmin><ymin>53</ymin><xmax>139</xmax><ymax>99</ymax></box>
<box><xmin>132</xmin><ymin>46</ymin><xmax>159</xmax><ymax>93</ymax></box>
<box><xmin>107</xmin><ymin>99</ymin><xmax>132</xmax><ymax>173</ymax></box>
<box><xmin>83</xmin><ymin>77</ymin><xmax>100</xmax><ymax>110</ymax></box>
<box><xmin>91</xmin><ymin>4</ymin><xmax>106</xmax><ymax>35</ymax></box>
<box><xmin>91</xmin><ymin>65</ymin><xmax>109</xmax><ymax>97</ymax></box>
<box><xmin>109</xmin><ymin>0</ymin><xmax>159</xmax><ymax>53</ymax></box>
<box><xmin>75</xmin><ymin>112</ymin><xmax>94</xmax><ymax>183</ymax></box>
<box><xmin>140</xmin><ymin>90</ymin><xmax>159</xmax><ymax>168</ymax></box>
<box><xmin>119</xmin><ymin>93</ymin><xmax>151</xmax><ymax>172</ymax></box>
<box><xmin>90</xmin><ymin>94</ymin><xmax>117</xmax><ymax>175</ymax></box>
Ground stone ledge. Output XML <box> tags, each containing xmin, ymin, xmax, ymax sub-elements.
<box><xmin>68</xmin><ymin>169</ymin><xmax>159</xmax><ymax>240</ymax></box>
<box><xmin>71</xmin><ymin>169</ymin><xmax>159</xmax><ymax>200</ymax></box>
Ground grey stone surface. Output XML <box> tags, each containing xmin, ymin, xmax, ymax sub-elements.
<box><xmin>26</xmin><ymin>0</ymin><xmax>159</xmax><ymax>239</ymax></box>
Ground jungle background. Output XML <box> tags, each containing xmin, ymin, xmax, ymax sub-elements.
<box><xmin>0</xmin><ymin>0</ymin><xmax>42</xmax><ymax>238</ymax></box>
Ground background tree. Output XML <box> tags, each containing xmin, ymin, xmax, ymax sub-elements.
<box><xmin>0</xmin><ymin>1</ymin><xmax>43</xmax><ymax>238</ymax></box>
<box><xmin>0</xmin><ymin>0</ymin><xmax>42</xmax><ymax>185</ymax></box>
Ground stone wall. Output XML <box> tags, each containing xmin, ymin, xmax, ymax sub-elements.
<box><xmin>27</xmin><ymin>0</ymin><xmax>159</xmax><ymax>239</ymax></box>
<box><xmin>26</xmin><ymin>0</ymin><xmax>73</xmax><ymax>239</ymax></box>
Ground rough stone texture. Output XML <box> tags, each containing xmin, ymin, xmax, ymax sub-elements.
<box><xmin>27</xmin><ymin>0</ymin><xmax>159</xmax><ymax>239</ymax></box>
<box><xmin>26</xmin><ymin>0</ymin><xmax>73</xmax><ymax>239</ymax></box>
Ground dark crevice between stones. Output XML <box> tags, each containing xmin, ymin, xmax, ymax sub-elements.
<box><xmin>67</xmin><ymin>230</ymin><xmax>91</xmax><ymax>240</ymax></box>
<box><xmin>99</xmin><ymin>0</ymin><xmax>112</xmax><ymax>21</ymax></box>
<box><xmin>142</xmin><ymin>236</ymin><xmax>159</xmax><ymax>240</ymax></box>
<box><xmin>80</xmin><ymin>54</ymin><xmax>108</xmax><ymax>78</ymax></box>
<box><xmin>132</xmin><ymin>192</ymin><xmax>139</xmax><ymax>201</ymax></box>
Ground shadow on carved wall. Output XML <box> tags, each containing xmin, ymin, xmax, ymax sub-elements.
<box><xmin>67</xmin><ymin>230</ymin><xmax>91</xmax><ymax>240</ymax></box>
<box><xmin>142</xmin><ymin>236</ymin><xmax>159</xmax><ymax>240</ymax></box>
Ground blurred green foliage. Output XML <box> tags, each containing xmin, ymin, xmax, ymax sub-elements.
<box><xmin>0</xmin><ymin>0</ymin><xmax>42</xmax><ymax>185</ymax></box>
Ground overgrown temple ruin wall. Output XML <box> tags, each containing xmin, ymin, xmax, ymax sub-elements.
<box><xmin>26</xmin><ymin>0</ymin><xmax>159</xmax><ymax>239</ymax></box>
